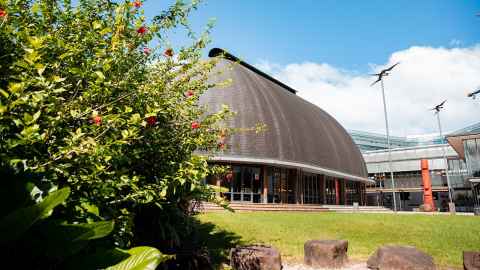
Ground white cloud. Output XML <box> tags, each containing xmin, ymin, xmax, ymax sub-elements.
<box><xmin>256</xmin><ymin>46</ymin><xmax>480</xmax><ymax>136</ymax></box>
<box><xmin>449</xmin><ymin>39</ymin><xmax>462</xmax><ymax>47</ymax></box>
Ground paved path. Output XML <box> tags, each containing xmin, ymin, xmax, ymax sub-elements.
<box><xmin>283</xmin><ymin>262</ymin><xmax>368</xmax><ymax>270</ymax></box>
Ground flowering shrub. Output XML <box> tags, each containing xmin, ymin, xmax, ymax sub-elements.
<box><xmin>0</xmin><ymin>0</ymin><xmax>232</xmax><ymax>253</ymax></box>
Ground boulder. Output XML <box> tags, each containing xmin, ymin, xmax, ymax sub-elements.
<box><xmin>367</xmin><ymin>245</ymin><xmax>436</xmax><ymax>270</ymax></box>
<box><xmin>463</xmin><ymin>251</ymin><xmax>480</xmax><ymax>270</ymax></box>
<box><xmin>230</xmin><ymin>245</ymin><xmax>282</xmax><ymax>270</ymax></box>
<box><xmin>304</xmin><ymin>240</ymin><xmax>348</xmax><ymax>268</ymax></box>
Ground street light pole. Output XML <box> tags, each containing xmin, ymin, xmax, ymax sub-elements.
<box><xmin>380</xmin><ymin>79</ymin><xmax>397</xmax><ymax>212</ymax></box>
<box><xmin>435</xmin><ymin>111</ymin><xmax>454</xmax><ymax>209</ymax></box>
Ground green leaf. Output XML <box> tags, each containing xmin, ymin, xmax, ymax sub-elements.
<box><xmin>93</xmin><ymin>21</ymin><xmax>102</xmax><ymax>30</ymax></box>
<box><xmin>8</xmin><ymin>82</ymin><xmax>24</xmax><ymax>94</ymax></box>
<box><xmin>32</xmin><ymin>110</ymin><xmax>41</xmax><ymax>123</ymax></box>
<box><xmin>0</xmin><ymin>89</ymin><xmax>9</xmax><ymax>98</ymax></box>
<box><xmin>52</xmin><ymin>75</ymin><xmax>66</xmax><ymax>83</ymax></box>
<box><xmin>39</xmin><ymin>220</ymin><xmax>114</xmax><ymax>258</ymax></box>
<box><xmin>100</xmin><ymin>27</ymin><xmax>112</xmax><ymax>35</ymax></box>
<box><xmin>69</xmin><ymin>221</ymin><xmax>114</xmax><ymax>241</ymax></box>
<box><xmin>35</xmin><ymin>63</ymin><xmax>46</xmax><ymax>76</ymax></box>
<box><xmin>0</xmin><ymin>187</ymin><xmax>70</xmax><ymax>244</ymax></box>
<box><xmin>81</xmin><ymin>202</ymin><xmax>100</xmax><ymax>216</ymax></box>
<box><xmin>95</xmin><ymin>71</ymin><xmax>105</xmax><ymax>81</ymax></box>
<box><xmin>106</xmin><ymin>247</ymin><xmax>167</xmax><ymax>270</ymax></box>
<box><xmin>65</xmin><ymin>248</ymin><xmax>130</xmax><ymax>270</ymax></box>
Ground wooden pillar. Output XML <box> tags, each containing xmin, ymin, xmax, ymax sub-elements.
<box><xmin>343</xmin><ymin>180</ymin><xmax>347</xmax><ymax>205</ymax></box>
<box><xmin>335</xmin><ymin>178</ymin><xmax>340</xmax><ymax>205</ymax></box>
<box><xmin>321</xmin><ymin>175</ymin><xmax>326</xmax><ymax>204</ymax></box>
<box><xmin>300</xmin><ymin>171</ymin><xmax>304</xmax><ymax>204</ymax></box>
<box><xmin>262</xmin><ymin>166</ymin><xmax>268</xmax><ymax>203</ymax></box>
<box><xmin>215</xmin><ymin>177</ymin><xmax>221</xmax><ymax>197</ymax></box>
<box><xmin>321</xmin><ymin>175</ymin><xmax>327</xmax><ymax>204</ymax></box>
<box><xmin>295</xmin><ymin>169</ymin><xmax>300</xmax><ymax>204</ymax></box>
<box><xmin>361</xmin><ymin>183</ymin><xmax>366</xmax><ymax>206</ymax></box>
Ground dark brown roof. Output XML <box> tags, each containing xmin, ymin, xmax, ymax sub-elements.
<box><xmin>201</xmin><ymin>48</ymin><xmax>368</xmax><ymax>181</ymax></box>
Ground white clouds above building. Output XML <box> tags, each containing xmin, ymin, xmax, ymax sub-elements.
<box><xmin>255</xmin><ymin>45</ymin><xmax>480</xmax><ymax>136</ymax></box>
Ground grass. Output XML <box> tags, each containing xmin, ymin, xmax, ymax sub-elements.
<box><xmin>197</xmin><ymin>212</ymin><xmax>480</xmax><ymax>268</ymax></box>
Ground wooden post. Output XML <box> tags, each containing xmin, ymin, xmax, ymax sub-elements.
<box><xmin>321</xmin><ymin>175</ymin><xmax>326</xmax><ymax>205</ymax></box>
<box><xmin>295</xmin><ymin>169</ymin><xmax>299</xmax><ymax>204</ymax></box>
<box><xmin>263</xmin><ymin>166</ymin><xmax>268</xmax><ymax>203</ymax></box>
<box><xmin>343</xmin><ymin>180</ymin><xmax>347</xmax><ymax>205</ymax></box>
<box><xmin>361</xmin><ymin>183</ymin><xmax>366</xmax><ymax>206</ymax></box>
<box><xmin>335</xmin><ymin>178</ymin><xmax>340</xmax><ymax>205</ymax></box>
<box><xmin>216</xmin><ymin>177</ymin><xmax>221</xmax><ymax>197</ymax></box>
<box><xmin>300</xmin><ymin>171</ymin><xmax>304</xmax><ymax>204</ymax></box>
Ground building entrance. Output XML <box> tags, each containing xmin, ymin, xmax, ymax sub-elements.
<box><xmin>229</xmin><ymin>166</ymin><xmax>262</xmax><ymax>203</ymax></box>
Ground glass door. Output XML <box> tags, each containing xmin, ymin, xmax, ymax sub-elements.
<box><xmin>231</xmin><ymin>166</ymin><xmax>242</xmax><ymax>201</ymax></box>
<box><xmin>242</xmin><ymin>167</ymin><xmax>253</xmax><ymax>202</ymax></box>
<box><xmin>228</xmin><ymin>166</ymin><xmax>262</xmax><ymax>203</ymax></box>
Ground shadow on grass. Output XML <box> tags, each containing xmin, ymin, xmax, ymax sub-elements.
<box><xmin>193</xmin><ymin>219</ymin><xmax>243</xmax><ymax>269</ymax></box>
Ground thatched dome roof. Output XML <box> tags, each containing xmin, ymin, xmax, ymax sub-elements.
<box><xmin>201</xmin><ymin>48</ymin><xmax>369</xmax><ymax>182</ymax></box>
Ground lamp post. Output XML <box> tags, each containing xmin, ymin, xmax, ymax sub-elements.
<box><xmin>431</xmin><ymin>101</ymin><xmax>455</xmax><ymax>213</ymax></box>
<box><xmin>371</xmin><ymin>63</ymin><xmax>399</xmax><ymax>212</ymax></box>
<box><xmin>380</xmin><ymin>79</ymin><xmax>397</xmax><ymax>212</ymax></box>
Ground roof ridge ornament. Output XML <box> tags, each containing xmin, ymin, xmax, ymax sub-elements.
<box><xmin>208</xmin><ymin>48</ymin><xmax>298</xmax><ymax>94</ymax></box>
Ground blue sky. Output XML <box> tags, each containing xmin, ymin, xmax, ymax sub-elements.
<box><xmin>144</xmin><ymin>0</ymin><xmax>480</xmax><ymax>72</ymax></box>
<box><xmin>142</xmin><ymin>1</ymin><xmax>480</xmax><ymax>135</ymax></box>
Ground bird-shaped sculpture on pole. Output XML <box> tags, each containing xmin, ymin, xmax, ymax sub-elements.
<box><xmin>430</xmin><ymin>100</ymin><xmax>446</xmax><ymax>113</ymax></box>
<box><xmin>370</xmin><ymin>62</ymin><xmax>400</xmax><ymax>212</ymax></box>
<box><xmin>429</xmin><ymin>100</ymin><xmax>454</xmax><ymax>208</ymax></box>
<box><xmin>467</xmin><ymin>89</ymin><xmax>480</xmax><ymax>99</ymax></box>
<box><xmin>370</xmin><ymin>63</ymin><xmax>400</xmax><ymax>86</ymax></box>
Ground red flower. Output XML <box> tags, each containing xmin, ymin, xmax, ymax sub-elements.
<box><xmin>164</xmin><ymin>48</ymin><xmax>174</xmax><ymax>57</ymax></box>
<box><xmin>133</xmin><ymin>0</ymin><xmax>142</xmax><ymax>8</ymax></box>
<box><xmin>218</xmin><ymin>142</ymin><xmax>225</xmax><ymax>149</ymax></box>
<box><xmin>225</xmin><ymin>172</ymin><xmax>233</xmax><ymax>181</ymax></box>
<box><xmin>92</xmin><ymin>115</ymin><xmax>102</xmax><ymax>126</ymax></box>
<box><xmin>0</xmin><ymin>9</ymin><xmax>6</xmax><ymax>17</ymax></box>
<box><xmin>143</xmin><ymin>47</ymin><xmax>151</xmax><ymax>55</ymax></box>
<box><xmin>185</xmin><ymin>90</ymin><xmax>194</xmax><ymax>97</ymax></box>
<box><xmin>191</xmin><ymin>121</ymin><xmax>200</xmax><ymax>129</ymax></box>
<box><xmin>137</xmin><ymin>26</ymin><xmax>147</xmax><ymax>35</ymax></box>
<box><xmin>146</xmin><ymin>116</ymin><xmax>157</xmax><ymax>126</ymax></box>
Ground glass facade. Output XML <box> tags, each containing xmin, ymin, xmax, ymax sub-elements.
<box><xmin>370</xmin><ymin>171</ymin><xmax>446</xmax><ymax>189</ymax></box>
<box><xmin>366</xmin><ymin>157</ymin><xmax>475</xmax><ymax>211</ymax></box>
<box><xmin>209</xmin><ymin>164</ymin><xmax>366</xmax><ymax>205</ymax></box>
<box><xmin>220</xmin><ymin>166</ymin><xmax>262</xmax><ymax>203</ymax></box>
<box><xmin>464</xmin><ymin>138</ymin><xmax>480</xmax><ymax>178</ymax></box>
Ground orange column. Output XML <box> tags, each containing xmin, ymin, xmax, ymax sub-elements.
<box><xmin>421</xmin><ymin>159</ymin><xmax>435</xmax><ymax>211</ymax></box>
<box><xmin>335</xmin><ymin>178</ymin><xmax>340</xmax><ymax>205</ymax></box>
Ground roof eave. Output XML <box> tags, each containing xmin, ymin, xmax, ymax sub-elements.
<box><xmin>209</xmin><ymin>155</ymin><xmax>373</xmax><ymax>184</ymax></box>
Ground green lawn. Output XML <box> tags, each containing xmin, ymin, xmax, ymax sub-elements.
<box><xmin>198</xmin><ymin>212</ymin><xmax>480</xmax><ymax>268</ymax></box>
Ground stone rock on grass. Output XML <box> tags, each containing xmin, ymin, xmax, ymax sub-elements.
<box><xmin>367</xmin><ymin>245</ymin><xmax>435</xmax><ymax>270</ymax></box>
<box><xmin>304</xmin><ymin>240</ymin><xmax>348</xmax><ymax>268</ymax></box>
<box><xmin>230</xmin><ymin>245</ymin><xmax>282</xmax><ymax>270</ymax></box>
<box><xmin>463</xmin><ymin>251</ymin><xmax>480</xmax><ymax>270</ymax></box>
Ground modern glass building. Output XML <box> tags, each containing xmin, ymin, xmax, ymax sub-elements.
<box><xmin>353</xmin><ymin>123</ymin><xmax>480</xmax><ymax>211</ymax></box>
<box><xmin>350</xmin><ymin>121</ymin><xmax>480</xmax><ymax>153</ymax></box>
<box><xmin>201</xmin><ymin>48</ymin><xmax>372</xmax><ymax>206</ymax></box>
<box><xmin>447</xmin><ymin>131</ymin><xmax>480</xmax><ymax>213</ymax></box>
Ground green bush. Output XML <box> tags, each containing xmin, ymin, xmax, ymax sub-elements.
<box><xmin>0</xmin><ymin>186</ymin><xmax>168</xmax><ymax>269</ymax></box>
<box><xmin>0</xmin><ymin>0</ymin><xmax>232</xmax><ymax>265</ymax></box>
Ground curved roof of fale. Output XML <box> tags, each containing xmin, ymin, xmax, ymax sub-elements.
<box><xmin>201</xmin><ymin>48</ymin><xmax>369</xmax><ymax>182</ymax></box>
